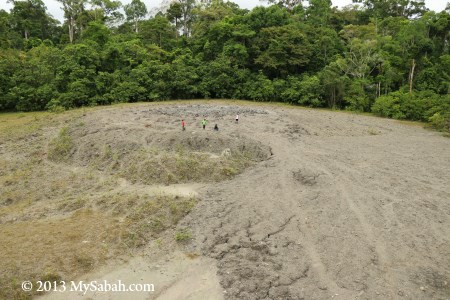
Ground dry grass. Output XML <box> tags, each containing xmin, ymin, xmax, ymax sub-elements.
<box><xmin>0</xmin><ymin>210</ymin><xmax>122</xmax><ymax>299</ymax></box>
<box><xmin>175</xmin><ymin>229</ymin><xmax>192</xmax><ymax>242</ymax></box>
<box><xmin>0</xmin><ymin>111</ymin><xmax>51</xmax><ymax>141</ymax></box>
<box><xmin>0</xmin><ymin>103</ymin><xmax>265</xmax><ymax>299</ymax></box>
<box><xmin>47</xmin><ymin>127</ymin><xmax>73</xmax><ymax>162</ymax></box>
<box><xmin>123</xmin><ymin>194</ymin><xmax>197</xmax><ymax>247</ymax></box>
<box><xmin>119</xmin><ymin>149</ymin><xmax>251</xmax><ymax>185</ymax></box>
<box><xmin>0</xmin><ymin>190</ymin><xmax>197</xmax><ymax>299</ymax></box>
<box><xmin>0</xmin><ymin>155</ymin><xmax>199</xmax><ymax>299</ymax></box>
<box><xmin>367</xmin><ymin>128</ymin><xmax>381</xmax><ymax>135</ymax></box>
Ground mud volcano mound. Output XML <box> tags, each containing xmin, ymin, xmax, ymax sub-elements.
<box><xmin>48</xmin><ymin>114</ymin><xmax>271</xmax><ymax>185</ymax></box>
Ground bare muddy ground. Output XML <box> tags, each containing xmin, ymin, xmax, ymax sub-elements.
<box><xmin>178</xmin><ymin>104</ymin><xmax>450</xmax><ymax>300</ymax></box>
<box><xmin>6</xmin><ymin>101</ymin><xmax>450</xmax><ymax>299</ymax></box>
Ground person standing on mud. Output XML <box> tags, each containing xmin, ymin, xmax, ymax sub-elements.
<box><xmin>236</xmin><ymin>114</ymin><xmax>239</xmax><ymax>123</ymax></box>
<box><xmin>182</xmin><ymin>119</ymin><xmax>186</xmax><ymax>131</ymax></box>
<box><xmin>202</xmin><ymin>118</ymin><xmax>207</xmax><ymax>130</ymax></box>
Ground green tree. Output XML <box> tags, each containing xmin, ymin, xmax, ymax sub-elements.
<box><xmin>124</xmin><ymin>0</ymin><xmax>147</xmax><ymax>33</ymax></box>
<box><xmin>8</xmin><ymin>0</ymin><xmax>59</xmax><ymax>41</ymax></box>
<box><xmin>319</xmin><ymin>60</ymin><xmax>349</xmax><ymax>108</ymax></box>
<box><xmin>244</xmin><ymin>5</ymin><xmax>291</xmax><ymax>32</ymax></box>
<box><xmin>264</xmin><ymin>0</ymin><xmax>302</xmax><ymax>11</ymax></box>
<box><xmin>0</xmin><ymin>49</ymin><xmax>21</xmax><ymax>109</ymax></box>
<box><xmin>81</xmin><ymin>21</ymin><xmax>110</xmax><ymax>46</ymax></box>
<box><xmin>0</xmin><ymin>10</ymin><xmax>13</xmax><ymax>49</ymax></box>
<box><xmin>281</xmin><ymin>74</ymin><xmax>323</xmax><ymax>106</ymax></box>
<box><xmin>140</xmin><ymin>16</ymin><xmax>176</xmax><ymax>49</ymax></box>
<box><xmin>57</xmin><ymin>0</ymin><xmax>87</xmax><ymax>43</ymax></box>
<box><xmin>306</xmin><ymin>0</ymin><xmax>332</xmax><ymax>26</ymax></box>
<box><xmin>166</xmin><ymin>2</ymin><xmax>182</xmax><ymax>37</ymax></box>
<box><xmin>177</xmin><ymin>0</ymin><xmax>196</xmax><ymax>37</ymax></box>
<box><xmin>254</xmin><ymin>24</ymin><xmax>312</xmax><ymax>77</ymax></box>
<box><xmin>6</xmin><ymin>44</ymin><xmax>60</xmax><ymax>111</ymax></box>
<box><xmin>54</xmin><ymin>43</ymin><xmax>99</xmax><ymax>107</ymax></box>
<box><xmin>198</xmin><ymin>55</ymin><xmax>243</xmax><ymax>98</ymax></box>
<box><xmin>240</xmin><ymin>71</ymin><xmax>275</xmax><ymax>101</ymax></box>
<box><xmin>88</xmin><ymin>0</ymin><xmax>123</xmax><ymax>25</ymax></box>
<box><xmin>352</xmin><ymin>0</ymin><xmax>427</xmax><ymax>18</ymax></box>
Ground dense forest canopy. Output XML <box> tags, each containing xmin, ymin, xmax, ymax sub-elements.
<box><xmin>0</xmin><ymin>0</ymin><xmax>449</xmax><ymax>129</ymax></box>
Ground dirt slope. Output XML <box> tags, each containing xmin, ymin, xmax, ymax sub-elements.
<box><xmin>5</xmin><ymin>102</ymin><xmax>449</xmax><ymax>300</ymax></box>
<box><xmin>176</xmin><ymin>104</ymin><xmax>450</xmax><ymax>299</ymax></box>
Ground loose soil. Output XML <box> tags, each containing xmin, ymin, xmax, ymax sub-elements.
<box><xmin>1</xmin><ymin>101</ymin><xmax>449</xmax><ymax>299</ymax></box>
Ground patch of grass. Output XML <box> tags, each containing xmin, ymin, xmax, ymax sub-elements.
<box><xmin>175</xmin><ymin>143</ymin><xmax>185</xmax><ymax>156</ymax></box>
<box><xmin>0</xmin><ymin>209</ymin><xmax>119</xmax><ymax>300</ymax></box>
<box><xmin>221</xmin><ymin>166</ymin><xmax>238</xmax><ymax>176</ymax></box>
<box><xmin>175</xmin><ymin>229</ymin><xmax>192</xmax><ymax>242</ymax></box>
<box><xmin>39</xmin><ymin>271</ymin><xmax>62</xmax><ymax>283</ymax></box>
<box><xmin>0</xmin><ymin>158</ymin><xmax>116</xmax><ymax>220</ymax></box>
<box><xmin>48</xmin><ymin>105</ymin><xmax>66</xmax><ymax>113</ymax></box>
<box><xmin>0</xmin><ymin>108</ymin><xmax>89</xmax><ymax>143</ymax></box>
<box><xmin>47</xmin><ymin>127</ymin><xmax>73</xmax><ymax>162</ymax></box>
<box><xmin>74</xmin><ymin>253</ymin><xmax>95</xmax><ymax>271</ymax></box>
<box><xmin>185</xmin><ymin>252</ymin><xmax>199</xmax><ymax>259</ymax></box>
<box><xmin>367</xmin><ymin>128</ymin><xmax>381</xmax><ymax>135</ymax></box>
<box><xmin>123</xmin><ymin>195</ymin><xmax>197</xmax><ymax>248</ymax></box>
<box><xmin>118</xmin><ymin>149</ymin><xmax>254</xmax><ymax>185</ymax></box>
<box><xmin>58</xmin><ymin>197</ymin><xmax>87</xmax><ymax>212</ymax></box>
<box><xmin>154</xmin><ymin>238</ymin><xmax>163</xmax><ymax>249</ymax></box>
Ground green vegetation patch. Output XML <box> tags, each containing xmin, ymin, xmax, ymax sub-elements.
<box><xmin>47</xmin><ymin>127</ymin><xmax>73</xmax><ymax>162</ymax></box>
<box><xmin>122</xmin><ymin>194</ymin><xmax>197</xmax><ymax>248</ymax></box>
<box><xmin>120</xmin><ymin>148</ymin><xmax>253</xmax><ymax>185</ymax></box>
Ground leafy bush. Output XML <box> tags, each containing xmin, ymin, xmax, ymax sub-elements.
<box><xmin>345</xmin><ymin>79</ymin><xmax>371</xmax><ymax>112</ymax></box>
<box><xmin>429</xmin><ymin>112</ymin><xmax>450</xmax><ymax>132</ymax></box>
<box><xmin>281</xmin><ymin>75</ymin><xmax>323</xmax><ymax>106</ymax></box>
<box><xmin>241</xmin><ymin>71</ymin><xmax>274</xmax><ymax>101</ymax></box>
<box><xmin>372</xmin><ymin>91</ymin><xmax>450</xmax><ymax>124</ymax></box>
<box><xmin>107</xmin><ymin>81</ymin><xmax>147</xmax><ymax>103</ymax></box>
<box><xmin>371</xmin><ymin>91</ymin><xmax>407</xmax><ymax>119</ymax></box>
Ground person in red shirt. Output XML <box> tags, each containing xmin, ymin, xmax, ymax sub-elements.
<box><xmin>182</xmin><ymin>119</ymin><xmax>186</xmax><ymax>131</ymax></box>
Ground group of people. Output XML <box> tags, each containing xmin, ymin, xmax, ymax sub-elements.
<box><xmin>181</xmin><ymin>114</ymin><xmax>239</xmax><ymax>131</ymax></box>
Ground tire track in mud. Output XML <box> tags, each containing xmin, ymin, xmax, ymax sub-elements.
<box><xmin>287</xmin><ymin>147</ymin><xmax>399</xmax><ymax>298</ymax></box>
<box><xmin>190</xmin><ymin>117</ymin><xmax>364</xmax><ymax>299</ymax></box>
<box><xmin>212</xmin><ymin>121</ymin><xmax>361</xmax><ymax>298</ymax></box>
<box><xmin>181</xmin><ymin>108</ymin><xmax>450</xmax><ymax>299</ymax></box>
<box><xmin>250</xmin><ymin>119</ymin><xmax>394</xmax><ymax>298</ymax></box>
<box><xmin>276</xmin><ymin>172</ymin><xmax>356</xmax><ymax>299</ymax></box>
<box><xmin>335</xmin><ymin>181</ymin><xmax>397</xmax><ymax>297</ymax></box>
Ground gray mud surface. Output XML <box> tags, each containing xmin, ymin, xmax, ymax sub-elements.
<box><xmin>172</xmin><ymin>104</ymin><xmax>450</xmax><ymax>300</ymax></box>
<box><xmin>32</xmin><ymin>102</ymin><xmax>450</xmax><ymax>299</ymax></box>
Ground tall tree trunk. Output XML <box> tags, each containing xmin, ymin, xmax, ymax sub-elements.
<box><xmin>69</xmin><ymin>17</ymin><xmax>75</xmax><ymax>43</ymax></box>
<box><xmin>175</xmin><ymin>19</ymin><xmax>178</xmax><ymax>39</ymax></box>
<box><xmin>409</xmin><ymin>59</ymin><xmax>416</xmax><ymax>95</ymax></box>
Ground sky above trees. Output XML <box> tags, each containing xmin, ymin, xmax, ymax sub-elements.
<box><xmin>0</xmin><ymin>0</ymin><xmax>448</xmax><ymax>22</ymax></box>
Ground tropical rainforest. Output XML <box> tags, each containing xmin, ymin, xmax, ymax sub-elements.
<box><xmin>0</xmin><ymin>0</ymin><xmax>449</xmax><ymax>130</ymax></box>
